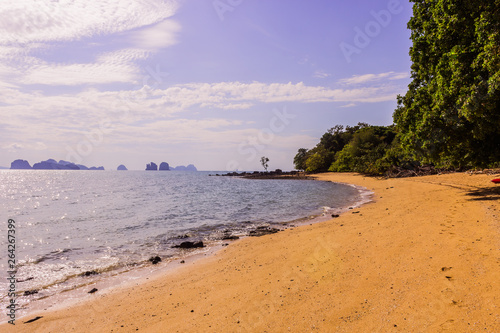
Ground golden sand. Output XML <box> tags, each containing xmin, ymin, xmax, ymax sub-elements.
<box><xmin>4</xmin><ymin>172</ymin><xmax>500</xmax><ymax>332</ymax></box>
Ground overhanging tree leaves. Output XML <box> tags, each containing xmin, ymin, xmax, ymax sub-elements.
<box><xmin>394</xmin><ymin>0</ymin><xmax>500</xmax><ymax>168</ymax></box>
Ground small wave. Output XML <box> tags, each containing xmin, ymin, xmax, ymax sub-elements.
<box><xmin>33</xmin><ymin>248</ymin><xmax>77</xmax><ymax>264</ymax></box>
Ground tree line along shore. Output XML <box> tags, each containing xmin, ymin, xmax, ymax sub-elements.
<box><xmin>294</xmin><ymin>1</ymin><xmax>500</xmax><ymax>177</ymax></box>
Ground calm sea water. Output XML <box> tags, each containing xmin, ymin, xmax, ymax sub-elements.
<box><xmin>0</xmin><ymin>170</ymin><xmax>365</xmax><ymax>317</ymax></box>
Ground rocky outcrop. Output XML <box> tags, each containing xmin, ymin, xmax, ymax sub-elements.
<box><xmin>146</xmin><ymin>162</ymin><xmax>158</xmax><ymax>171</ymax></box>
<box><xmin>117</xmin><ymin>165</ymin><xmax>128</xmax><ymax>171</ymax></box>
<box><xmin>89</xmin><ymin>166</ymin><xmax>105</xmax><ymax>170</ymax></box>
<box><xmin>159</xmin><ymin>162</ymin><xmax>170</xmax><ymax>171</ymax></box>
<box><xmin>10</xmin><ymin>159</ymin><xmax>32</xmax><ymax>169</ymax></box>
<box><xmin>149</xmin><ymin>256</ymin><xmax>161</xmax><ymax>264</ymax></box>
<box><xmin>172</xmin><ymin>241</ymin><xmax>205</xmax><ymax>249</ymax></box>
<box><xmin>249</xmin><ymin>226</ymin><xmax>280</xmax><ymax>237</ymax></box>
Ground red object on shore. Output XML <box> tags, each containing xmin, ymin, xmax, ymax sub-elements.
<box><xmin>492</xmin><ymin>179</ymin><xmax>500</xmax><ymax>184</ymax></box>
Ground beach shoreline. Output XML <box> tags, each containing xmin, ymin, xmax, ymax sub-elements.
<box><xmin>1</xmin><ymin>174</ymin><xmax>365</xmax><ymax>325</ymax></box>
<box><xmin>3</xmin><ymin>172</ymin><xmax>499</xmax><ymax>332</ymax></box>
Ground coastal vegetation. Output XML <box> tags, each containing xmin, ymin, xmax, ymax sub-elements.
<box><xmin>296</xmin><ymin>0</ymin><xmax>500</xmax><ymax>176</ymax></box>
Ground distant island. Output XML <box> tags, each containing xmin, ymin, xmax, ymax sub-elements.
<box><xmin>172</xmin><ymin>164</ymin><xmax>197</xmax><ymax>171</ymax></box>
<box><xmin>10</xmin><ymin>159</ymin><xmax>105</xmax><ymax>170</ymax></box>
<box><xmin>159</xmin><ymin>162</ymin><xmax>169</xmax><ymax>171</ymax></box>
<box><xmin>146</xmin><ymin>162</ymin><xmax>158</xmax><ymax>171</ymax></box>
<box><xmin>117</xmin><ymin>165</ymin><xmax>128</xmax><ymax>171</ymax></box>
<box><xmin>145</xmin><ymin>162</ymin><xmax>197</xmax><ymax>171</ymax></box>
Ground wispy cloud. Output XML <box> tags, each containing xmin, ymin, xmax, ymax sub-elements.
<box><xmin>0</xmin><ymin>0</ymin><xmax>179</xmax><ymax>44</ymax></box>
<box><xmin>128</xmin><ymin>20</ymin><xmax>181</xmax><ymax>50</ymax></box>
<box><xmin>0</xmin><ymin>0</ymin><xmax>180</xmax><ymax>87</ymax></box>
<box><xmin>313</xmin><ymin>70</ymin><xmax>331</xmax><ymax>79</ymax></box>
<box><xmin>338</xmin><ymin>71</ymin><xmax>409</xmax><ymax>86</ymax></box>
<box><xmin>340</xmin><ymin>103</ymin><xmax>357</xmax><ymax>108</ymax></box>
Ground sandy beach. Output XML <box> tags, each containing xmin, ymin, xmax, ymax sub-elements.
<box><xmin>4</xmin><ymin>172</ymin><xmax>499</xmax><ymax>332</ymax></box>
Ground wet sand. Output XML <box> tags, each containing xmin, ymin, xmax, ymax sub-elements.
<box><xmin>4</xmin><ymin>172</ymin><xmax>499</xmax><ymax>332</ymax></box>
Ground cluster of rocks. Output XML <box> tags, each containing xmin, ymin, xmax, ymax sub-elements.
<box><xmin>146</xmin><ymin>162</ymin><xmax>197</xmax><ymax>171</ymax></box>
<box><xmin>248</xmin><ymin>226</ymin><xmax>280</xmax><ymax>237</ymax></box>
<box><xmin>10</xmin><ymin>159</ymin><xmax>105</xmax><ymax>170</ymax></box>
<box><xmin>210</xmin><ymin>170</ymin><xmax>311</xmax><ymax>179</ymax></box>
<box><xmin>172</xmin><ymin>241</ymin><xmax>205</xmax><ymax>249</ymax></box>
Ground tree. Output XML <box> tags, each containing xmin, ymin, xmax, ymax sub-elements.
<box><xmin>394</xmin><ymin>0</ymin><xmax>500</xmax><ymax>168</ymax></box>
<box><xmin>328</xmin><ymin>126</ymin><xmax>397</xmax><ymax>174</ymax></box>
<box><xmin>260</xmin><ymin>156</ymin><xmax>269</xmax><ymax>172</ymax></box>
<box><xmin>293</xmin><ymin>148</ymin><xmax>308</xmax><ymax>171</ymax></box>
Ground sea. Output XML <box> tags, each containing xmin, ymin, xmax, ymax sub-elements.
<box><xmin>0</xmin><ymin>170</ymin><xmax>369</xmax><ymax>321</ymax></box>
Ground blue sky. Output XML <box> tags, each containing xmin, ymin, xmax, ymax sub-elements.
<box><xmin>0</xmin><ymin>0</ymin><xmax>413</xmax><ymax>171</ymax></box>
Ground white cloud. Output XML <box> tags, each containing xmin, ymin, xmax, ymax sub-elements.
<box><xmin>313</xmin><ymin>70</ymin><xmax>331</xmax><ymax>79</ymax></box>
<box><xmin>340</xmin><ymin>103</ymin><xmax>357</xmax><ymax>108</ymax></box>
<box><xmin>34</xmin><ymin>142</ymin><xmax>48</xmax><ymax>150</ymax></box>
<box><xmin>0</xmin><ymin>1</ymin><xmax>180</xmax><ymax>87</ymax></box>
<box><xmin>0</xmin><ymin>76</ymin><xmax>408</xmax><ymax>157</ymax></box>
<box><xmin>152</xmin><ymin>81</ymin><xmax>402</xmax><ymax>106</ymax></box>
<box><xmin>129</xmin><ymin>20</ymin><xmax>181</xmax><ymax>50</ymax></box>
<box><xmin>338</xmin><ymin>72</ymin><xmax>409</xmax><ymax>86</ymax></box>
<box><xmin>21</xmin><ymin>62</ymin><xmax>140</xmax><ymax>86</ymax></box>
<box><xmin>0</xmin><ymin>0</ymin><xmax>179</xmax><ymax>44</ymax></box>
<box><xmin>3</xmin><ymin>143</ymin><xmax>24</xmax><ymax>153</ymax></box>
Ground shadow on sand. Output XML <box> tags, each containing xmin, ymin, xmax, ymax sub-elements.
<box><xmin>464</xmin><ymin>186</ymin><xmax>500</xmax><ymax>201</ymax></box>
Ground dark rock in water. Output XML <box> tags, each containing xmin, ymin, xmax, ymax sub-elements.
<box><xmin>80</xmin><ymin>270</ymin><xmax>99</xmax><ymax>277</ymax></box>
<box><xmin>117</xmin><ymin>164</ymin><xmax>128</xmax><ymax>171</ymax></box>
<box><xmin>159</xmin><ymin>162</ymin><xmax>170</xmax><ymax>171</ymax></box>
<box><xmin>24</xmin><ymin>316</ymin><xmax>43</xmax><ymax>324</ymax></box>
<box><xmin>146</xmin><ymin>162</ymin><xmax>158</xmax><ymax>171</ymax></box>
<box><xmin>149</xmin><ymin>256</ymin><xmax>162</xmax><ymax>265</ymax></box>
<box><xmin>173</xmin><ymin>241</ymin><xmax>205</xmax><ymax>249</ymax></box>
<box><xmin>331</xmin><ymin>214</ymin><xmax>340</xmax><ymax>218</ymax></box>
<box><xmin>249</xmin><ymin>226</ymin><xmax>280</xmax><ymax>237</ymax></box>
<box><xmin>180</xmin><ymin>260</ymin><xmax>185</xmax><ymax>264</ymax></box>
<box><xmin>11</xmin><ymin>159</ymin><xmax>32</xmax><ymax>169</ymax></box>
<box><xmin>88</xmin><ymin>288</ymin><xmax>98</xmax><ymax>294</ymax></box>
<box><xmin>23</xmin><ymin>289</ymin><xmax>38</xmax><ymax>296</ymax></box>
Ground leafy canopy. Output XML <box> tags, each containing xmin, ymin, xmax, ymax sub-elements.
<box><xmin>394</xmin><ymin>0</ymin><xmax>500</xmax><ymax>168</ymax></box>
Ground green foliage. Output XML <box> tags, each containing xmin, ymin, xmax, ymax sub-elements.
<box><xmin>328</xmin><ymin>126</ymin><xmax>398</xmax><ymax>175</ymax></box>
<box><xmin>394</xmin><ymin>0</ymin><xmax>500</xmax><ymax>168</ymax></box>
<box><xmin>295</xmin><ymin>124</ymin><xmax>399</xmax><ymax>175</ymax></box>
<box><xmin>294</xmin><ymin>123</ymin><xmax>371</xmax><ymax>173</ymax></box>
<box><xmin>305</xmin><ymin>152</ymin><xmax>328</xmax><ymax>173</ymax></box>
<box><xmin>293</xmin><ymin>148</ymin><xmax>308</xmax><ymax>171</ymax></box>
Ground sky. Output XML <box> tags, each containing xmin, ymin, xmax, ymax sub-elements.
<box><xmin>0</xmin><ymin>0</ymin><xmax>414</xmax><ymax>171</ymax></box>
